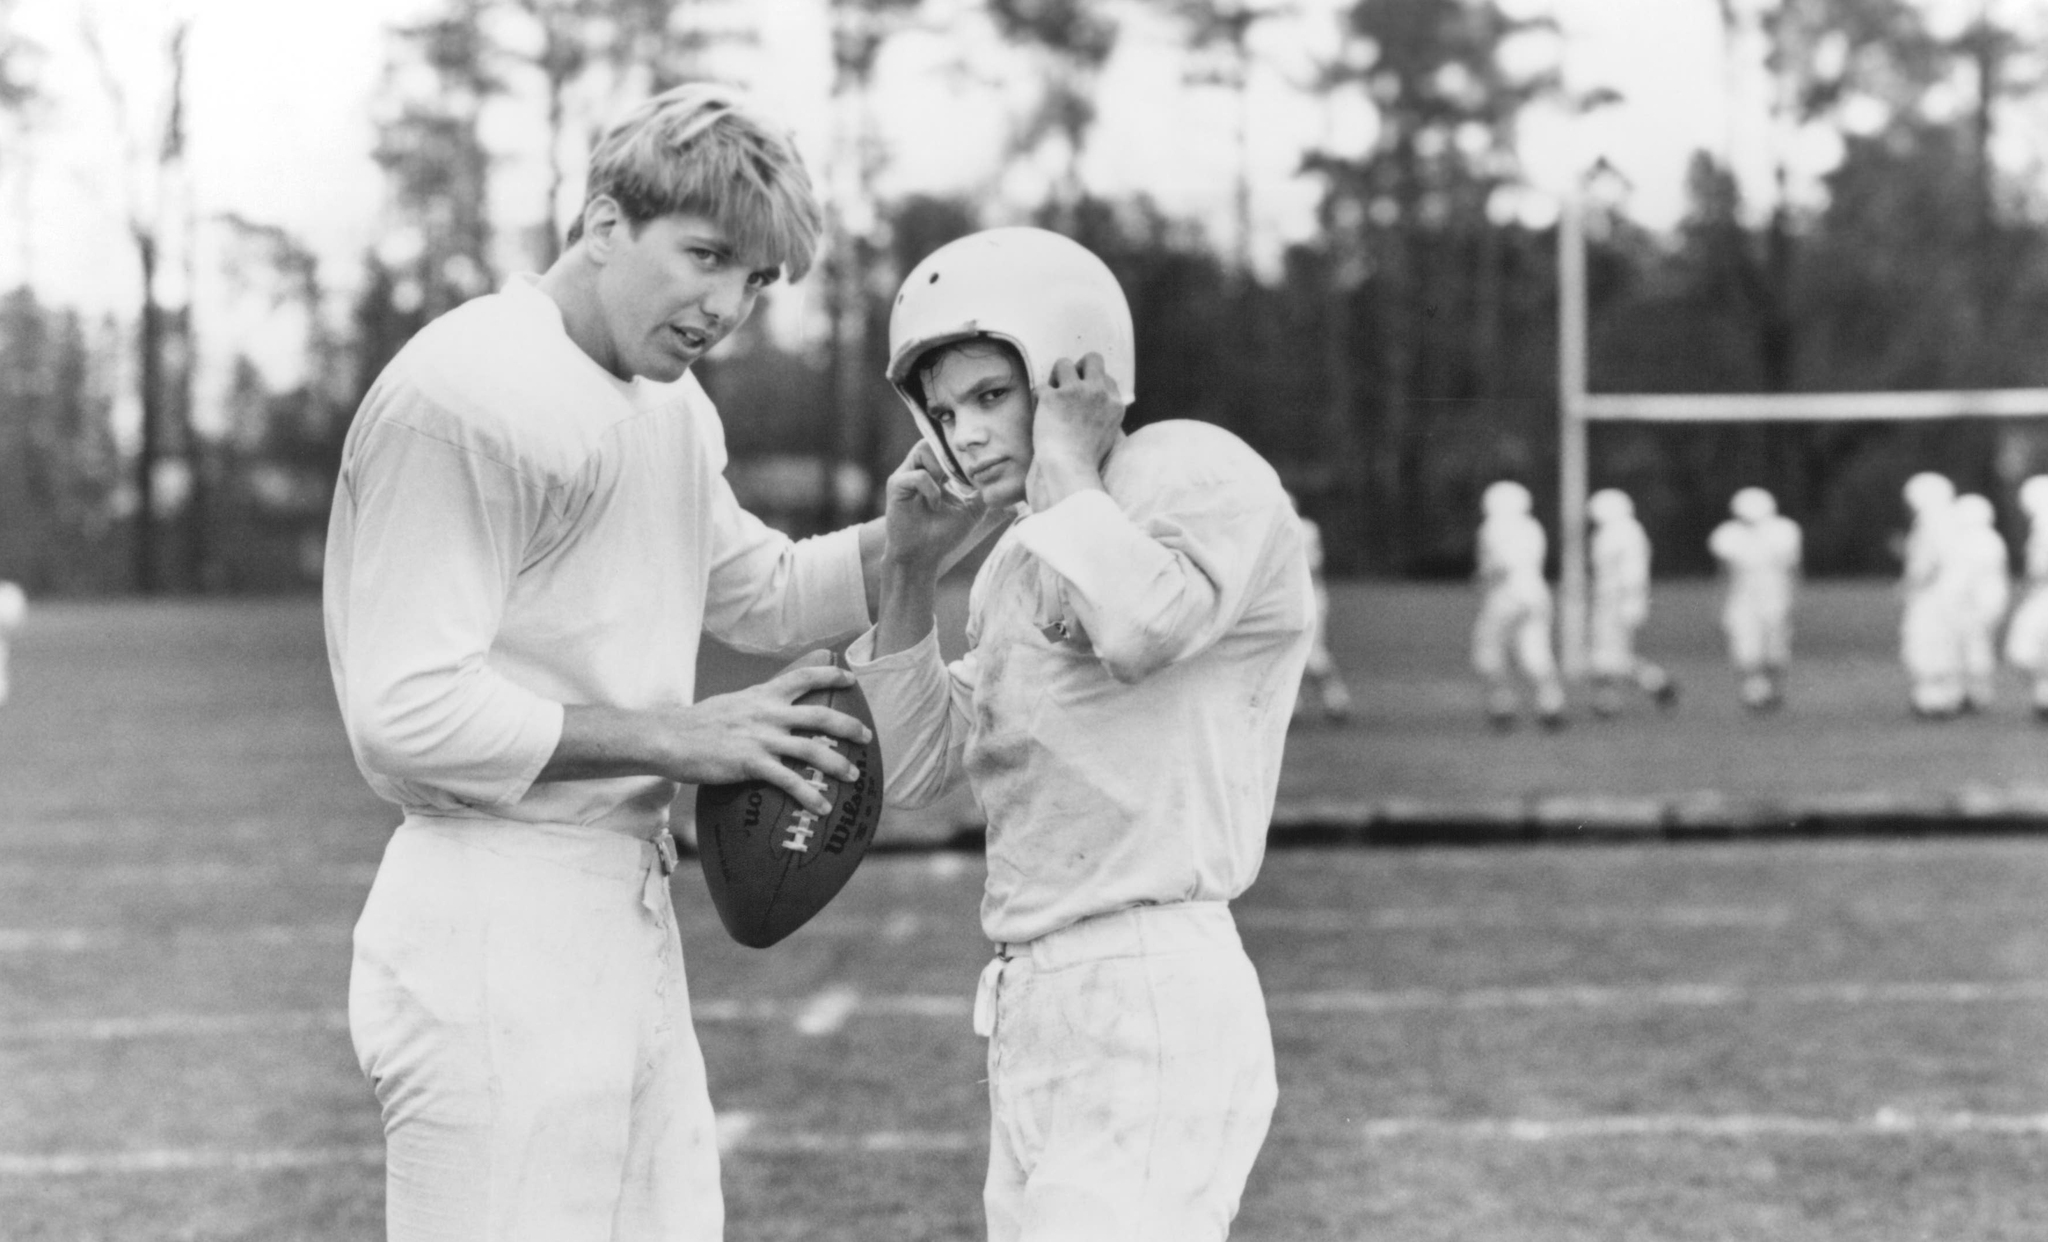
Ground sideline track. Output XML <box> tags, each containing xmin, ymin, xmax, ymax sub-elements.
<box><xmin>1260</xmin><ymin>787</ymin><xmax>2048</xmax><ymax>846</ymax></box>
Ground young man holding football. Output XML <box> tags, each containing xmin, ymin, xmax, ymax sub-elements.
<box><xmin>324</xmin><ymin>83</ymin><xmax>882</xmax><ymax>1241</ymax></box>
<box><xmin>850</xmin><ymin>227</ymin><xmax>1314</xmax><ymax>1241</ymax></box>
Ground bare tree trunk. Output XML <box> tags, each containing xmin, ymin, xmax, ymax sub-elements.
<box><xmin>539</xmin><ymin>62</ymin><xmax>567</xmax><ymax>266</ymax></box>
<box><xmin>133</xmin><ymin>232</ymin><xmax>160</xmax><ymax>595</ymax></box>
<box><xmin>827</xmin><ymin>228</ymin><xmax>872</xmax><ymax>527</ymax></box>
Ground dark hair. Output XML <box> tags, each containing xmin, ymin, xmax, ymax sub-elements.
<box><xmin>907</xmin><ymin>336</ymin><xmax>1026</xmax><ymax>411</ymax></box>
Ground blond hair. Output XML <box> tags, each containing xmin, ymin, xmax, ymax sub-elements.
<box><xmin>569</xmin><ymin>82</ymin><xmax>823</xmax><ymax>282</ymax></box>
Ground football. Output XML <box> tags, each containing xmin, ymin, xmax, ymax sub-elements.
<box><xmin>694</xmin><ymin>663</ymin><xmax>886</xmax><ymax>948</ymax></box>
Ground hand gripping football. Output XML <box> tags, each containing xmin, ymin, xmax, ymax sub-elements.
<box><xmin>694</xmin><ymin>659</ymin><xmax>885</xmax><ymax>948</ymax></box>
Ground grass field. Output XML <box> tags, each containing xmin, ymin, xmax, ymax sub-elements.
<box><xmin>3</xmin><ymin>586</ymin><xmax>2047</xmax><ymax>1240</ymax></box>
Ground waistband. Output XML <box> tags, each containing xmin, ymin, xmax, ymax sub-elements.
<box><xmin>993</xmin><ymin>901</ymin><xmax>1239</xmax><ymax>970</ymax></box>
<box><xmin>398</xmin><ymin>812</ymin><xmax>679</xmax><ymax>880</ymax></box>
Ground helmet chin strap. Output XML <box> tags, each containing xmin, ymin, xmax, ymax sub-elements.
<box><xmin>936</xmin><ymin>506</ymin><xmax>1018</xmax><ymax>579</ymax></box>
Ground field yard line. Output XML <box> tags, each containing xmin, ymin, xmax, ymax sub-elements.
<box><xmin>1240</xmin><ymin>906</ymin><xmax>1791</xmax><ymax>931</ymax></box>
<box><xmin>1</xmin><ymin>1131</ymin><xmax>980</xmax><ymax>1179</ymax></box>
<box><xmin>793</xmin><ymin>985</ymin><xmax>861</xmax><ymax>1036</ymax></box>
<box><xmin>12</xmin><ymin>980</ymin><xmax>2044</xmax><ymax>1044</ymax></box>
<box><xmin>0</xmin><ymin>925</ymin><xmax>354</xmax><ymax>952</ymax></box>
<box><xmin>0</xmin><ymin>863</ymin><xmax>380</xmax><ymax>886</ymax></box>
<box><xmin>0</xmin><ymin>1145</ymin><xmax>385</xmax><ymax>1177</ymax></box>
<box><xmin>1357</xmin><ymin>1111</ymin><xmax>2048</xmax><ymax>1142</ymax></box>
<box><xmin>17</xmin><ymin>1111</ymin><xmax>2048</xmax><ymax>1177</ymax></box>
<box><xmin>1359</xmin><ymin>837</ymin><xmax>2048</xmax><ymax>868</ymax></box>
<box><xmin>737</xmin><ymin>1130</ymin><xmax>982</xmax><ymax>1153</ymax></box>
<box><xmin>1274</xmin><ymin>979</ymin><xmax>2048</xmax><ymax>1013</ymax></box>
<box><xmin>856</xmin><ymin>994</ymin><xmax>971</xmax><ymax>1017</ymax></box>
<box><xmin>0</xmin><ymin>1010</ymin><xmax>348</xmax><ymax>1041</ymax></box>
<box><xmin>5</xmin><ymin>901</ymin><xmax>2028</xmax><ymax>957</ymax></box>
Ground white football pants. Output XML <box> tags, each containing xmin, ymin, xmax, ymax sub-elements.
<box><xmin>1471</xmin><ymin>589</ymin><xmax>1559</xmax><ymax>681</ymax></box>
<box><xmin>2006</xmin><ymin>588</ymin><xmax>2048</xmax><ymax>671</ymax></box>
<box><xmin>350</xmin><ymin>815</ymin><xmax>720</xmax><ymax>1242</ymax></box>
<box><xmin>1587</xmin><ymin>598</ymin><xmax>1648</xmax><ymax>679</ymax></box>
<box><xmin>975</xmin><ymin>902</ymin><xmax>1276</xmax><ymax>1242</ymax></box>
<box><xmin>1901</xmin><ymin>594</ymin><xmax>1966</xmax><ymax>679</ymax></box>
<box><xmin>1722</xmin><ymin>599</ymin><xmax>1791</xmax><ymax>671</ymax></box>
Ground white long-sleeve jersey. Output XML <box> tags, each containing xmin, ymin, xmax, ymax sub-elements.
<box><xmin>1476</xmin><ymin>513</ymin><xmax>1550</xmax><ymax>607</ymax></box>
<box><xmin>848</xmin><ymin>421</ymin><xmax>1314</xmax><ymax>945</ymax></box>
<box><xmin>1954</xmin><ymin>522</ymin><xmax>2012</xmax><ymax>625</ymax></box>
<box><xmin>1709</xmin><ymin>516</ymin><xmax>1802</xmax><ymax>617</ymax></box>
<box><xmin>1590</xmin><ymin>516</ymin><xmax>1652</xmax><ymax>623</ymax></box>
<box><xmin>324</xmin><ymin>276</ymin><xmax>870</xmax><ymax>835</ymax></box>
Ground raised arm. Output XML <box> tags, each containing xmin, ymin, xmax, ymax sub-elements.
<box><xmin>844</xmin><ymin>440</ymin><xmax>987</xmax><ymax>809</ymax></box>
<box><xmin>1015</xmin><ymin>360</ymin><xmax>1299</xmax><ymax>683</ymax></box>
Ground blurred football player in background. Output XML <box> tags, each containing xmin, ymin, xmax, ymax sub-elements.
<box><xmin>1585</xmin><ymin>487</ymin><xmax>1677</xmax><ymax>717</ymax></box>
<box><xmin>1900</xmin><ymin>471</ymin><xmax>1966</xmax><ymax>718</ymax></box>
<box><xmin>1708</xmin><ymin>487</ymin><xmax>1801</xmax><ymax>712</ymax></box>
<box><xmin>0</xmin><ymin>580</ymin><xmax>24</xmax><ymax>705</ymax></box>
<box><xmin>855</xmin><ymin>226</ymin><xmax>1310</xmax><ymax>1242</ymax></box>
<box><xmin>1290</xmin><ymin>495</ymin><xmax>1353</xmax><ymax>726</ymax></box>
<box><xmin>2003</xmin><ymin>475</ymin><xmax>2048</xmax><ymax>719</ymax></box>
<box><xmin>1472</xmin><ymin>480</ymin><xmax>1567</xmax><ymax>730</ymax></box>
<box><xmin>1950</xmin><ymin>493</ymin><xmax>2011</xmax><ymax>713</ymax></box>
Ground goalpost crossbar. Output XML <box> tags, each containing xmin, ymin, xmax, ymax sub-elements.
<box><xmin>1582</xmin><ymin>389</ymin><xmax>2048</xmax><ymax>423</ymax></box>
<box><xmin>1553</xmin><ymin>198</ymin><xmax>2048</xmax><ymax>678</ymax></box>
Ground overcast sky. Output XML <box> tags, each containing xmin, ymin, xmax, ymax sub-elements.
<box><xmin>3</xmin><ymin>0</ymin><xmax>2039</xmax><ymax>324</ymax></box>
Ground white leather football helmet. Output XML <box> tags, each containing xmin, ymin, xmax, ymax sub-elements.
<box><xmin>886</xmin><ymin>227</ymin><xmax>1135</xmax><ymax>497</ymax></box>
<box><xmin>1903</xmin><ymin>471</ymin><xmax>1955</xmax><ymax>514</ymax></box>
<box><xmin>2019</xmin><ymin>475</ymin><xmax>2048</xmax><ymax>517</ymax></box>
<box><xmin>1730</xmin><ymin>487</ymin><xmax>1777</xmax><ymax>522</ymax></box>
<box><xmin>1587</xmin><ymin>488</ymin><xmax>1633</xmax><ymax>526</ymax></box>
<box><xmin>1482</xmin><ymin>480</ymin><xmax>1532</xmax><ymax>519</ymax></box>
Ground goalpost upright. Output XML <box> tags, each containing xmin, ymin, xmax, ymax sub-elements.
<box><xmin>1553</xmin><ymin>197</ymin><xmax>2048</xmax><ymax>679</ymax></box>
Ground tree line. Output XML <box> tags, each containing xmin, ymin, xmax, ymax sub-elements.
<box><xmin>1</xmin><ymin>0</ymin><xmax>2046</xmax><ymax>593</ymax></box>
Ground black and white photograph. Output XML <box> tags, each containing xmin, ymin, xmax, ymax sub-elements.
<box><xmin>3</xmin><ymin>0</ymin><xmax>2048</xmax><ymax>1238</ymax></box>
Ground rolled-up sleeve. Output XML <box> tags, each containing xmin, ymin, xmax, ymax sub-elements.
<box><xmin>1013</xmin><ymin>485</ymin><xmax>1288</xmax><ymax>683</ymax></box>
<box><xmin>844</xmin><ymin>626</ymin><xmax>975</xmax><ymax>810</ymax></box>
<box><xmin>702</xmin><ymin>474</ymin><xmax>870</xmax><ymax>655</ymax></box>
<box><xmin>333</xmin><ymin>418</ymin><xmax>564</xmax><ymax>807</ymax></box>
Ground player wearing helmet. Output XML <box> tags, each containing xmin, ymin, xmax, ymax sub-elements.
<box><xmin>850</xmin><ymin>226</ymin><xmax>1311</xmax><ymax>1242</ymax></box>
<box><xmin>1471</xmin><ymin>479</ymin><xmax>1567</xmax><ymax>729</ymax></box>
<box><xmin>1900</xmin><ymin>471</ymin><xmax>1966</xmax><ymax>717</ymax></box>
<box><xmin>1950</xmin><ymin>493</ymin><xmax>2011</xmax><ymax>712</ymax></box>
<box><xmin>1585</xmin><ymin>488</ymin><xmax>1677</xmax><ymax>717</ymax></box>
<box><xmin>2003</xmin><ymin>475</ymin><xmax>2048</xmax><ymax>719</ymax></box>
<box><xmin>1708</xmin><ymin>487</ymin><xmax>1801</xmax><ymax>711</ymax></box>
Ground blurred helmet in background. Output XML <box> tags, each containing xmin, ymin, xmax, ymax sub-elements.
<box><xmin>2018</xmin><ymin>475</ymin><xmax>2048</xmax><ymax>517</ymax></box>
<box><xmin>1731</xmin><ymin>487</ymin><xmax>1777</xmax><ymax>523</ymax></box>
<box><xmin>1954</xmin><ymin>493</ymin><xmax>1996</xmax><ymax>528</ymax></box>
<box><xmin>1482</xmin><ymin>480</ymin><xmax>1533</xmax><ymax>519</ymax></box>
<box><xmin>1587</xmin><ymin>488</ymin><xmax>1634</xmax><ymax>526</ymax></box>
<box><xmin>1903</xmin><ymin>471</ymin><xmax>1956</xmax><ymax>514</ymax></box>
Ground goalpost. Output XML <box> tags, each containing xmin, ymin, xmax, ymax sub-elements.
<box><xmin>1554</xmin><ymin>199</ymin><xmax>2048</xmax><ymax>677</ymax></box>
